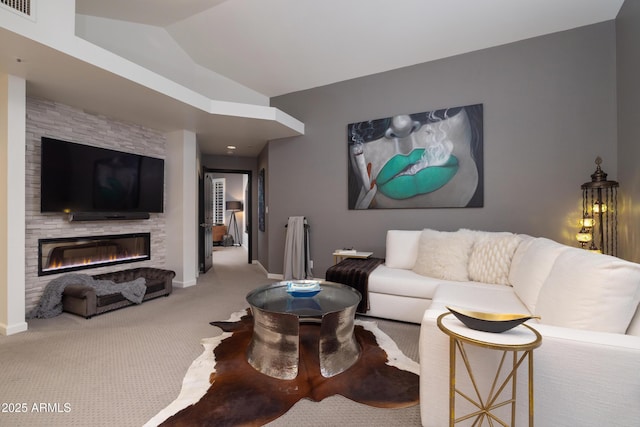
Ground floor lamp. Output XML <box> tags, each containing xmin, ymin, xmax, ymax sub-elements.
<box><xmin>576</xmin><ymin>157</ymin><xmax>618</xmax><ymax>255</ymax></box>
<box><xmin>226</xmin><ymin>201</ymin><xmax>243</xmax><ymax>247</ymax></box>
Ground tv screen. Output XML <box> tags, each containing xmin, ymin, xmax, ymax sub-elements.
<box><xmin>41</xmin><ymin>137</ymin><xmax>165</xmax><ymax>213</ymax></box>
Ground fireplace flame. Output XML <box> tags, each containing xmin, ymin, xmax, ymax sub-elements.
<box><xmin>39</xmin><ymin>234</ymin><xmax>151</xmax><ymax>276</ymax></box>
<box><xmin>43</xmin><ymin>252</ymin><xmax>145</xmax><ymax>272</ymax></box>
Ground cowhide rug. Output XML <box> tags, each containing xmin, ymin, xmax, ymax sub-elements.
<box><xmin>145</xmin><ymin>310</ymin><xmax>419</xmax><ymax>427</ymax></box>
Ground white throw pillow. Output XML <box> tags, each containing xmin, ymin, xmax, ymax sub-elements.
<box><xmin>412</xmin><ymin>229</ymin><xmax>475</xmax><ymax>281</ymax></box>
<box><xmin>536</xmin><ymin>248</ymin><xmax>640</xmax><ymax>334</ymax></box>
<box><xmin>467</xmin><ymin>233</ymin><xmax>522</xmax><ymax>285</ymax></box>
<box><xmin>385</xmin><ymin>230</ymin><xmax>421</xmax><ymax>270</ymax></box>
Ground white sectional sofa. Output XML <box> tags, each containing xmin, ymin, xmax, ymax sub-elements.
<box><xmin>366</xmin><ymin>229</ymin><xmax>640</xmax><ymax>427</ymax></box>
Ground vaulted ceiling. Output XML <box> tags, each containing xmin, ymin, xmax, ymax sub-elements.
<box><xmin>0</xmin><ymin>1</ymin><xmax>625</xmax><ymax>156</ymax></box>
<box><xmin>76</xmin><ymin>0</ymin><xmax>625</xmax><ymax>97</ymax></box>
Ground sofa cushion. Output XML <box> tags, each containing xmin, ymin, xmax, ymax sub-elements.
<box><xmin>429</xmin><ymin>281</ymin><xmax>530</xmax><ymax>314</ymax></box>
<box><xmin>369</xmin><ymin>264</ymin><xmax>442</xmax><ymax>299</ymax></box>
<box><xmin>536</xmin><ymin>248</ymin><xmax>640</xmax><ymax>334</ymax></box>
<box><xmin>412</xmin><ymin>229</ymin><xmax>474</xmax><ymax>281</ymax></box>
<box><xmin>385</xmin><ymin>230</ymin><xmax>421</xmax><ymax>270</ymax></box>
<box><xmin>467</xmin><ymin>233</ymin><xmax>521</xmax><ymax>285</ymax></box>
<box><xmin>509</xmin><ymin>236</ymin><xmax>570</xmax><ymax>313</ymax></box>
<box><xmin>96</xmin><ymin>292</ymin><xmax>127</xmax><ymax>307</ymax></box>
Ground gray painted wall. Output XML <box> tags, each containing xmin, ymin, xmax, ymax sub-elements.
<box><xmin>269</xmin><ymin>22</ymin><xmax>618</xmax><ymax>278</ymax></box>
<box><xmin>617</xmin><ymin>0</ymin><xmax>640</xmax><ymax>262</ymax></box>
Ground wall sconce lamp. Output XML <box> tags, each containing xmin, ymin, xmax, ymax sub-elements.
<box><xmin>577</xmin><ymin>157</ymin><xmax>618</xmax><ymax>255</ymax></box>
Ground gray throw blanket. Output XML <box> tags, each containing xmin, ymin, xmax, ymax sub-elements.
<box><xmin>27</xmin><ymin>273</ymin><xmax>147</xmax><ymax>319</ymax></box>
<box><xmin>283</xmin><ymin>216</ymin><xmax>312</xmax><ymax>280</ymax></box>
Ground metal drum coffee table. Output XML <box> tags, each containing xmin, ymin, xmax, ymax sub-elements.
<box><xmin>246</xmin><ymin>280</ymin><xmax>361</xmax><ymax>380</ymax></box>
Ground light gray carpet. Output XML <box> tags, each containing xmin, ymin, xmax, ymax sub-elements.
<box><xmin>0</xmin><ymin>247</ymin><xmax>421</xmax><ymax>426</ymax></box>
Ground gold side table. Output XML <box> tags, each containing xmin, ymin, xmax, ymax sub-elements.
<box><xmin>437</xmin><ymin>312</ymin><xmax>542</xmax><ymax>426</ymax></box>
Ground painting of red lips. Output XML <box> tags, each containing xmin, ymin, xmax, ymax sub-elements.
<box><xmin>347</xmin><ymin>104</ymin><xmax>483</xmax><ymax>209</ymax></box>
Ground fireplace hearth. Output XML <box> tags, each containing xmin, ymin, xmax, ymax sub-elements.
<box><xmin>38</xmin><ymin>233</ymin><xmax>151</xmax><ymax>276</ymax></box>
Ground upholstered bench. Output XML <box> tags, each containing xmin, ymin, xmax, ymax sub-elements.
<box><xmin>61</xmin><ymin>267</ymin><xmax>175</xmax><ymax>318</ymax></box>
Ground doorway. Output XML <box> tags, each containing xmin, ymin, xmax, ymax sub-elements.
<box><xmin>199</xmin><ymin>168</ymin><xmax>252</xmax><ymax>273</ymax></box>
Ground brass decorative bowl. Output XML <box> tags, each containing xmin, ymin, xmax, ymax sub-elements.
<box><xmin>446</xmin><ymin>306</ymin><xmax>540</xmax><ymax>333</ymax></box>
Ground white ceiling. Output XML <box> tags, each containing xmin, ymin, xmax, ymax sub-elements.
<box><xmin>76</xmin><ymin>0</ymin><xmax>625</xmax><ymax>97</ymax></box>
<box><xmin>1</xmin><ymin>1</ymin><xmax>625</xmax><ymax>156</ymax></box>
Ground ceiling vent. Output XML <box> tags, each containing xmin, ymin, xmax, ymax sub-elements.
<box><xmin>1</xmin><ymin>0</ymin><xmax>32</xmax><ymax>17</ymax></box>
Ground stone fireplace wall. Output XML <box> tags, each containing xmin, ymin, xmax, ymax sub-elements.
<box><xmin>25</xmin><ymin>98</ymin><xmax>168</xmax><ymax>311</ymax></box>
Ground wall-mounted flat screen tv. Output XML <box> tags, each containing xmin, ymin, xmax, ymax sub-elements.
<box><xmin>41</xmin><ymin>137</ymin><xmax>165</xmax><ymax>213</ymax></box>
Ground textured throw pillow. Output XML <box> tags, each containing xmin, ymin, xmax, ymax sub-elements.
<box><xmin>468</xmin><ymin>233</ymin><xmax>521</xmax><ymax>285</ymax></box>
<box><xmin>412</xmin><ymin>229</ymin><xmax>475</xmax><ymax>281</ymax></box>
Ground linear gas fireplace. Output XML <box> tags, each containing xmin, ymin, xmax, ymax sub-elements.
<box><xmin>38</xmin><ymin>233</ymin><xmax>151</xmax><ymax>276</ymax></box>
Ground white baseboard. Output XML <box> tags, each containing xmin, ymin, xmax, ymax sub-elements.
<box><xmin>251</xmin><ymin>261</ymin><xmax>321</xmax><ymax>282</ymax></box>
<box><xmin>0</xmin><ymin>321</ymin><xmax>28</xmax><ymax>336</ymax></box>
<box><xmin>252</xmin><ymin>261</ymin><xmax>274</xmax><ymax>278</ymax></box>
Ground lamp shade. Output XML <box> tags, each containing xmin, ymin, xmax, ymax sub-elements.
<box><xmin>592</xmin><ymin>201</ymin><xmax>607</xmax><ymax>214</ymax></box>
<box><xmin>580</xmin><ymin>216</ymin><xmax>595</xmax><ymax>228</ymax></box>
<box><xmin>226</xmin><ymin>201</ymin><xmax>243</xmax><ymax>211</ymax></box>
<box><xmin>576</xmin><ymin>228</ymin><xmax>592</xmax><ymax>243</ymax></box>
